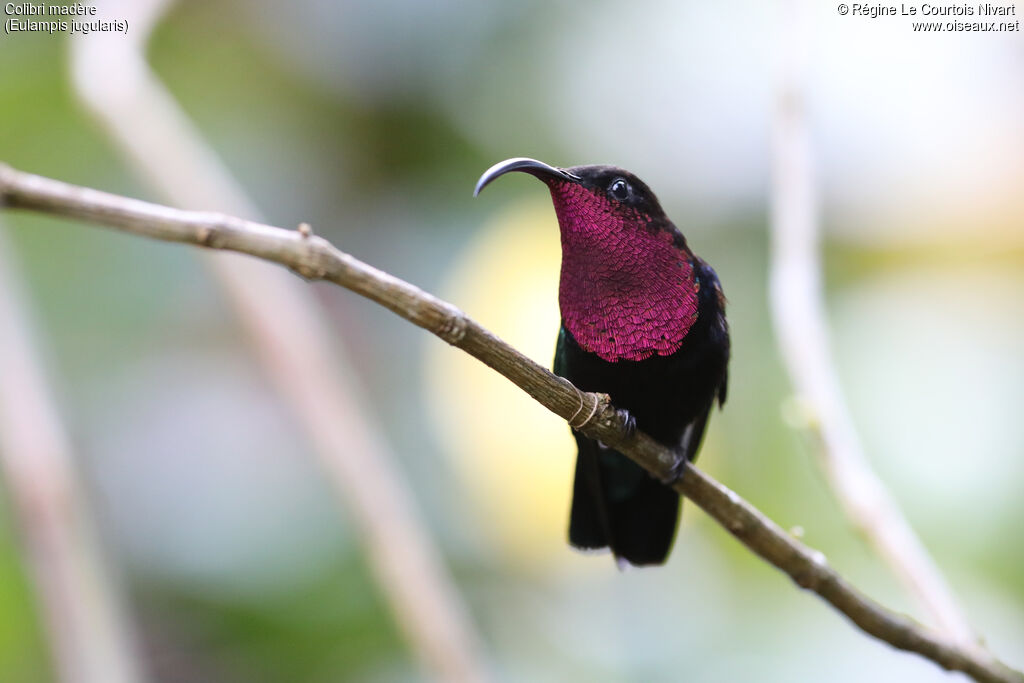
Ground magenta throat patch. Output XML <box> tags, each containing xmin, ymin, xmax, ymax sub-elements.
<box><xmin>548</xmin><ymin>181</ymin><xmax>699</xmax><ymax>362</ymax></box>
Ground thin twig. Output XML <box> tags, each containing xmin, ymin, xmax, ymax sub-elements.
<box><xmin>0</xmin><ymin>226</ymin><xmax>144</xmax><ymax>683</ymax></box>
<box><xmin>1</xmin><ymin>165</ymin><xmax>1020</xmax><ymax>683</ymax></box>
<box><xmin>770</xmin><ymin>0</ymin><xmax>974</xmax><ymax>644</ymax></box>
<box><xmin>66</xmin><ymin>3</ymin><xmax>490</xmax><ymax>680</ymax></box>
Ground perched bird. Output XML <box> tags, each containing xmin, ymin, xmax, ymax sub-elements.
<box><xmin>475</xmin><ymin>158</ymin><xmax>730</xmax><ymax>566</ymax></box>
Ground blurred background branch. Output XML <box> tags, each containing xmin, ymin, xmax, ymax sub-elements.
<box><xmin>770</xmin><ymin>0</ymin><xmax>974</xmax><ymax>645</ymax></box>
<box><xmin>1</xmin><ymin>164</ymin><xmax>1020</xmax><ymax>683</ymax></box>
<box><xmin>0</xmin><ymin>226</ymin><xmax>144</xmax><ymax>683</ymax></box>
<box><xmin>64</xmin><ymin>0</ymin><xmax>490</xmax><ymax>680</ymax></box>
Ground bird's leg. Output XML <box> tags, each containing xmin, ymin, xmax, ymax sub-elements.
<box><xmin>659</xmin><ymin>451</ymin><xmax>688</xmax><ymax>486</ymax></box>
<box><xmin>611</xmin><ymin>407</ymin><xmax>687</xmax><ymax>484</ymax></box>
<box><xmin>613</xmin><ymin>407</ymin><xmax>688</xmax><ymax>485</ymax></box>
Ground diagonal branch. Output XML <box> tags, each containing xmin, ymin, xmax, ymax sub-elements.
<box><xmin>1</xmin><ymin>164</ymin><xmax>1021</xmax><ymax>683</ymax></box>
<box><xmin>770</xmin><ymin>0</ymin><xmax>973</xmax><ymax>644</ymax></box>
<box><xmin>66</xmin><ymin>1</ymin><xmax>490</xmax><ymax>679</ymax></box>
<box><xmin>0</xmin><ymin>227</ymin><xmax>144</xmax><ymax>683</ymax></box>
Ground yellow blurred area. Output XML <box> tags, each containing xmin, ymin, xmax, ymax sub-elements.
<box><xmin>424</xmin><ymin>201</ymin><xmax>599</xmax><ymax>571</ymax></box>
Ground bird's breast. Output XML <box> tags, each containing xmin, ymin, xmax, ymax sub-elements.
<box><xmin>558</xmin><ymin>244</ymin><xmax>699</xmax><ymax>362</ymax></box>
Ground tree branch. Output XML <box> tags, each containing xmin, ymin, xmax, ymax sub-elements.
<box><xmin>0</xmin><ymin>226</ymin><xmax>144</xmax><ymax>683</ymax></box>
<box><xmin>770</xmin><ymin>0</ymin><xmax>974</xmax><ymax>644</ymax></box>
<box><xmin>1</xmin><ymin>164</ymin><xmax>1020</xmax><ymax>683</ymax></box>
<box><xmin>66</xmin><ymin>2</ymin><xmax>491</xmax><ymax>679</ymax></box>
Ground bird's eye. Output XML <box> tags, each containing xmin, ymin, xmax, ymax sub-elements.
<box><xmin>608</xmin><ymin>178</ymin><xmax>631</xmax><ymax>202</ymax></box>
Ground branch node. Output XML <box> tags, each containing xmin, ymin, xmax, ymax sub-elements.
<box><xmin>436</xmin><ymin>305</ymin><xmax>468</xmax><ymax>346</ymax></box>
<box><xmin>298</xmin><ymin>222</ymin><xmax>313</xmax><ymax>238</ymax></box>
<box><xmin>794</xmin><ymin>550</ymin><xmax>829</xmax><ymax>590</ymax></box>
<box><xmin>195</xmin><ymin>214</ymin><xmax>237</xmax><ymax>248</ymax></box>
<box><xmin>196</xmin><ymin>224</ymin><xmax>212</xmax><ymax>246</ymax></box>
<box><xmin>288</xmin><ymin>238</ymin><xmax>332</xmax><ymax>280</ymax></box>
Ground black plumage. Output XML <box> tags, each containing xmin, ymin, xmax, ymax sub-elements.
<box><xmin>475</xmin><ymin>157</ymin><xmax>730</xmax><ymax>566</ymax></box>
<box><xmin>556</xmin><ymin>256</ymin><xmax>729</xmax><ymax>566</ymax></box>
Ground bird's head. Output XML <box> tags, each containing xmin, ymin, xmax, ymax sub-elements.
<box><xmin>474</xmin><ymin>158</ymin><xmax>683</xmax><ymax>249</ymax></box>
<box><xmin>474</xmin><ymin>158</ymin><xmax>699</xmax><ymax>363</ymax></box>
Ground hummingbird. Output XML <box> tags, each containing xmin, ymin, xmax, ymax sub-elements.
<box><xmin>475</xmin><ymin>158</ymin><xmax>730</xmax><ymax>566</ymax></box>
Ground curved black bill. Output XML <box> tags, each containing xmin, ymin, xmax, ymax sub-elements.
<box><xmin>473</xmin><ymin>157</ymin><xmax>580</xmax><ymax>197</ymax></box>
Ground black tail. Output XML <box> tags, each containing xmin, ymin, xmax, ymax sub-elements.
<box><xmin>568</xmin><ymin>436</ymin><xmax>680</xmax><ymax>566</ymax></box>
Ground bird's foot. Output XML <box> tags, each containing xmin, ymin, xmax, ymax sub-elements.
<box><xmin>616</xmin><ymin>408</ymin><xmax>637</xmax><ymax>440</ymax></box>
<box><xmin>658</xmin><ymin>451</ymin><xmax>689</xmax><ymax>486</ymax></box>
<box><xmin>597</xmin><ymin>409</ymin><xmax>636</xmax><ymax>450</ymax></box>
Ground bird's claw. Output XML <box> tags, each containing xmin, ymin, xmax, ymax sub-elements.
<box><xmin>659</xmin><ymin>452</ymin><xmax>688</xmax><ymax>486</ymax></box>
<box><xmin>617</xmin><ymin>408</ymin><xmax>637</xmax><ymax>439</ymax></box>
